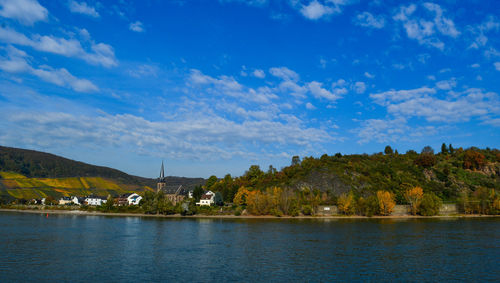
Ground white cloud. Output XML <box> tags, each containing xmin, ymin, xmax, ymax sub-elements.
<box><xmin>353</xmin><ymin>81</ymin><xmax>366</xmax><ymax>94</ymax></box>
<box><xmin>129</xmin><ymin>21</ymin><xmax>145</xmax><ymax>33</ymax></box>
<box><xmin>0</xmin><ymin>27</ymin><xmax>117</xmax><ymax>67</ymax></box>
<box><xmin>471</xmin><ymin>63</ymin><xmax>480</xmax><ymax>68</ymax></box>
<box><xmin>354</xmin><ymin>12</ymin><xmax>385</xmax><ymax>29</ymax></box>
<box><xmin>393</xmin><ymin>3</ymin><xmax>459</xmax><ymax>50</ymax></box>
<box><xmin>370</xmin><ymin>86</ymin><xmax>499</xmax><ymax>123</ymax></box>
<box><xmin>435</xmin><ymin>78</ymin><xmax>456</xmax><ymax>90</ymax></box>
<box><xmin>423</xmin><ymin>3</ymin><xmax>459</xmax><ymax>38</ymax></box>
<box><xmin>128</xmin><ymin>64</ymin><xmax>158</xmax><ymax>78</ymax></box>
<box><xmin>69</xmin><ymin>1</ymin><xmax>99</xmax><ymax>18</ymax></box>
<box><xmin>364</xmin><ymin>72</ymin><xmax>375</xmax><ymax>79</ymax></box>
<box><xmin>300</xmin><ymin>1</ymin><xmax>335</xmax><ymax>20</ymax></box>
<box><xmin>308</xmin><ymin>81</ymin><xmax>342</xmax><ymax>102</ymax></box>
<box><xmin>252</xmin><ymin>69</ymin><xmax>265</xmax><ymax>78</ymax></box>
<box><xmin>305</xmin><ymin>102</ymin><xmax>316</xmax><ymax>110</ymax></box>
<box><xmin>495</xmin><ymin>62</ymin><xmax>500</xmax><ymax>71</ymax></box>
<box><xmin>355</xmin><ymin>117</ymin><xmax>443</xmax><ymax>144</ymax></box>
<box><xmin>188</xmin><ymin>69</ymin><xmax>277</xmax><ymax>104</ymax></box>
<box><xmin>0</xmin><ymin>108</ymin><xmax>334</xmax><ymax>161</ymax></box>
<box><xmin>269</xmin><ymin>66</ymin><xmax>299</xmax><ymax>81</ymax></box>
<box><xmin>0</xmin><ymin>46</ymin><xmax>98</xmax><ymax>92</ymax></box>
<box><xmin>0</xmin><ymin>0</ymin><xmax>48</xmax><ymax>25</ymax></box>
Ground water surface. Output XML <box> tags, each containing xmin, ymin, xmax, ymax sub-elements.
<box><xmin>0</xmin><ymin>212</ymin><xmax>499</xmax><ymax>282</ymax></box>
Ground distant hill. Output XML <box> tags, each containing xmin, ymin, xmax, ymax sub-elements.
<box><xmin>0</xmin><ymin>146</ymin><xmax>205</xmax><ymax>201</ymax></box>
<box><xmin>204</xmin><ymin>146</ymin><xmax>500</xmax><ymax>203</ymax></box>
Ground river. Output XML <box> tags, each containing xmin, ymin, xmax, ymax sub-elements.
<box><xmin>0</xmin><ymin>212</ymin><xmax>499</xmax><ymax>282</ymax></box>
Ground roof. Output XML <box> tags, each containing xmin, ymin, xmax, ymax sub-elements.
<box><xmin>160</xmin><ymin>185</ymin><xmax>188</xmax><ymax>196</ymax></box>
<box><xmin>201</xmin><ymin>193</ymin><xmax>213</xmax><ymax>200</ymax></box>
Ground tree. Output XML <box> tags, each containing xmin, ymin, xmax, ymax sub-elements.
<box><xmin>405</xmin><ymin>186</ymin><xmax>424</xmax><ymax>215</ymax></box>
<box><xmin>377</xmin><ymin>190</ymin><xmax>395</xmax><ymax>216</ymax></box>
<box><xmin>421</xmin><ymin>146</ymin><xmax>434</xmax><ymax>155</ymax></box>
<box><xmin>384</xmin><ymin>145</ymin><xmax>394</xmax><ymax>155</ymax></box>
<box><xmin>463</xmin><ymin>150</ymin><xmax>485</xmax><ymax>170</ymax></box>
<box><xmin>103</xmin><ymin>195</ymin><xmax>114</xmax><ymax>211</ymax></box>
<box><xmin>418</xmin><ymin>193</ymin><xmax>442</xmax><ymax>216</ymax></box>
<box><xmin>214</xmin><ymin>192</ymin><xmax>224</xmax><ymax>206</ymax></box>
<box><xmin>205</xmin><ymin>175</ymin><xmax>218</xmax><ymax>189</ymax></box>
<box><xmin>414</xmin><ymin>154</ymin><xmax>436</xmax><ymax>168</ymax></box>
<box><xmin>357</xmin><ymin>196</ymin><xmax>379</xmax><ymax>217</ymax></box>
<box><xmin>192</xmin><ymin>185</ymin><xmax>204</xmax><ymax>202</ymax></box>
<box><xmin>337</xmin><ymin>192</ymin><xmax>355</xmax><ymax>215</ymax></box>
<box><xmin>441</xmin><ymin>143</ymin><xmax>448</xmax><ymax>154</ymax></box>
<box><xmin>233</xmin><ymin>187</ymin><xmax>250</xmax><ymax>206</ymax></box>
<box><xmin>291</xmin><ymin>156</ymin><xmax>301</xmax><ymax>166</ymax></box>
<box><xmin>449</xmin><ymin>144</ymin><xmax>454</xmax><ymax>154</ymax></box>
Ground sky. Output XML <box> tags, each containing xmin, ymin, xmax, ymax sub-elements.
<box><xmin>0</xmin><ymin>0</ymin><xmax>499</xmax><ymax>178</ymax></box>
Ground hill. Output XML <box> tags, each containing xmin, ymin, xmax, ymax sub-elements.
<box><xmin>0</xmin><ymin>146</ymin><xmax>205</xmax><ymax>201</ymax></box>
<box><xmin>204</xmin><ymin>145</ymin><xmax>500</xmax><ymax>204</ymax></box>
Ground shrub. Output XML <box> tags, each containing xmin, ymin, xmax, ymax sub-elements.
<box><xmin>418</xmin><ymin>193</ymin><xmax>442</xmax><ymax>216</ymax></box>
<box><xmin>337</xmin><ymin>192</ymin><xmax>355</xmax><ymax>215</ymax></box>
<box><xmin>356</xmin><ymin>196</ymin><xmax>379</xmax><ymax>217</ymax></box>
<box><xmin>405</xmin><ymin>186</ymin><xmax>423</xmax><ymax>215</ymax></box>
<box><xmin>301</xmin><ymin>204</ymin><xmax>313</xmax><ymax>216</ymax></box>
<box><xmin>377</xmin><ymin>190</ymin><xmax>395</xmax><ymax>216</ymax></box>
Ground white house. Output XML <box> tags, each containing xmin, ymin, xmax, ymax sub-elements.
<box><xmin>196</xmin><ymin>191</ymin><xmax>215</xmax><ymax>206</ymax></box>
<box><xmin>59</xmin><ymin>196</ymin><xmax>72</xmax><ymax>205</ymax></box>
<box><xmin>127</xmin><ymin>193</ymin><xmax>142</xmax><ymax>205</ymax></box>
<box><xmin>71</xmin><ymin>196</ymin><xmax>84</xmax><ymax>205</ymax></box>
<box><xmin>85</xmin><ymin>196</ymin><xmax>108</xmax><ymax>206</ymax></box>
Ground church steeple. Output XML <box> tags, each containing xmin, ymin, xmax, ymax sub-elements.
<box><xmin>159</xmin><ymin>161</ymin><xmax>165</xmax><ymax>182</ymax></box>
<box><xmin>157</xmin><ymin>161</ymin><xmax>166</xmax><ymax>193</ymax></box>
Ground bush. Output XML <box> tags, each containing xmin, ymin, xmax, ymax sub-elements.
<box><xmin>301</xmin><ymin>205</ymin><xmax>313</xmax><ymax>216</ymax></box>
<box><xmin>418</xmin><ymin>193</ymin><xmax>442</xmax><ymax>216</ymax></box>
<box><xmin>356</xmin><ymin>196</ymin><xmax>379</xmax><ymax>217</ymax></box>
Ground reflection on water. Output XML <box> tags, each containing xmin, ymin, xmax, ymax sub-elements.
<box><xmin>0</xmin><ymin>212</ymin><xmax>499</xmax><ymax>282</ymax></box>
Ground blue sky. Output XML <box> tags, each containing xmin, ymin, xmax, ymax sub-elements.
<box><xmin>0</xmin><ymin>0</ymin><xmax>499</xmax><ymax>178</ymax></box>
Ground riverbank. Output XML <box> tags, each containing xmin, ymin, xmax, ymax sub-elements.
<box><xmin>1</xmin><ymin>208</ymin><xmax>499</xmax><ymax>219</ymax></box>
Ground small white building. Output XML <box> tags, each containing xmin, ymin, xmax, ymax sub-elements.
<box><xmin>127</xmin><ymin>193</ymin><xmax>142</xmax><ymax>205</ymax></box>
<box><xmin>196</xmin><ymin>191</ymin><xmax>215</xmax><ymax>206</ymax></box>
<box><xmin>71</xmin><ymin>196</ymin><xmax>84</xmax><ymax>205</ymax></box>
<box><xmin>85</xmin><ymin>196</ymin><xmax>108</xmax><ymax>206</ymax></box>
<box><xmin>59</xmin><ymin>196</ymin><xmax>72</xmax><ymax>205</ymax></box>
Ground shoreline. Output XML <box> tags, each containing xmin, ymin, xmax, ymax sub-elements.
<box><xmin>1</xmin><ymin>208</ymin><xmax>499</xmax><ymax>219</ymax></box>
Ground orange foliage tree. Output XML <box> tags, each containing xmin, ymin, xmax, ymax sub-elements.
<box><xmin>337</xmin><ymin>192</ymin><xmax>354</xmax><ymax>215</ymax></box>
<box><xmin>405</xmin><ymin>186</ymin><xmax>424</xmax><ymax>215</ymax></box>
<box><xmin>377</xmin><ymin>190</ymin><xmax>395</xmax><ymax>216</ymax></box>
<box><xmin>463</xmin><ymin>150</ymin><xmax>485</xmax><ymax>170</ymax></box>
<box><xmin>233</xmin><ymin>187</ymin><xmax>250</xmax><ymax>206</ymax></box>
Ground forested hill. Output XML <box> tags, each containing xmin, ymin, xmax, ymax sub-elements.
<box><xmin>204</xmin><ymin>145</ymin><xmax>500</xmax><ymax>204</ymax></box>
<box><xmin>0</xmin><ymin>146</ymin><xmax>204</xmax><ymax>189</ymax></box>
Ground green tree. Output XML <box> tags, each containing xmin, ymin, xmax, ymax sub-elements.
<box><xmin>103</xmin><ymin>195</ymin><xmax>114</xmax><ymax>211</ymax></box>
<box><xmin>421</xmin><ymin>146</ymin><xmax>434</xmax><ymax>155</ymax></box>
<box><xmin>441</xmin><ymin>143</ymin><xmax>448</xmax><ymax>154</ymax></box>
<box><xmin>192</xmin><ymin>185</ymin><xmax>204</xmax><ymax>202</ymax></box>
<box><xmin>205</xmin><ymin>175</ymin><xmax>218</xmax><ymax>189</ymax></box>
<box><xmin>291</xmin><ymin>156</ymin><xmax>301</xmax><ymax>166</ymax></box>
<box><xmin>418</xmin><ymin>192</ymin><xmax>442</xmax><ymax>216</ymax></box>
<box><xmin>384</xmin><ymin>145</ymin><xmax>394</xmax><ymax>155</ymax></box>
<box><xmin>214</xmin><ymin>192</ymin><xmax>224</xmax><ymax>206</ymax></box>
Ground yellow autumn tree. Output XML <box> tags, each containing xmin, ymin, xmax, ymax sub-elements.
<box><xmin>233</xmin><ymin>187</ymin><xmax>250</xmax><ymax>206</ymax></box>
<box><xmin>246</xmin><ymin>190</ymin><xmax>271</xmax><ymax>215</ymax></box>
<box><xmin>377</xmin><ymin>190</ymin><xmax>395</xmax><ymax>216</ymax></box>
<box><xmin>405</xmin><ymin>186</ymin><xmax>424</xmax><ymax>215</ymax></box>
<box><xmin>337</xmin><ymin>192</ymin><xmax>354</xmax><ymax>215</ymax></box>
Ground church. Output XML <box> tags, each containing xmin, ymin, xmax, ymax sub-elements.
<box><xmin>157</xmin><ymin>161</ymin><xmax>187</xmax><ymax>205</ymax></box>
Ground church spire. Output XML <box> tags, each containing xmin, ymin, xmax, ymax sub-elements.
<box><xmin>159</xmin><ymin>161</ymin><xmax>165</xmax><ymax>182</ymax></box>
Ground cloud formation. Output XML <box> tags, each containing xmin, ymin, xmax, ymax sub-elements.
<box><xmin>129</xmin><ymin>21</ymin><xmax>145</xmax><ymax>32</ymax></box>
<box><xmin>68</xmin><ymin>1</ymin><xmax>99</xmax><ymax>18</ymax></box>
<box><xmin>0</xmin><ymin>27</ymin><xmax>117</xmax><ymax>67</ymax></box>
<box><xmin>354</xmin><ymin>12</ymin><xmax>385</xmax><ymax>29</ymax></box>
<box><xmin>0</xmin><ymin>0</ymin><xmax>47</xmax><ymax>25</ymax></box>
<box><xmin>0</xmin><ymin>46</ymin><xmax>99</xmax><ymax>92</ymax></box>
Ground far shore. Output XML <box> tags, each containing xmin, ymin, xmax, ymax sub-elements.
<box><xmin>1</xmin><ymin>208</ymin><xmax>499</xmax><ymax>220</ymax></box>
